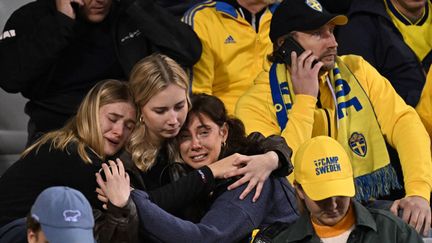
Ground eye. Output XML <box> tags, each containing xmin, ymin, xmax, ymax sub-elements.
<box><xmin>198</xmin><ymin>128</ymin><xmax>210</xmax><ymax>137</ymax></box>
<box><xmin>108</xmin><ymin>116</ymin><xmax>118</xmax><ymax>123</ymax></box>
<box><xmin>125</xmin><ymin>123</ymin><xmax>135</xmax><ymax>131</ymax></box>
<box><xmin>153</xmin><ymin>108</ymin><xmax>166</xmax><ymax>114</ymax></box>
<box><xmin>312</xmin><ymin>31</ymin><xmax>321</xmax><ymax>37</ymax></box>
<box><xmin>174</xmin><ymin>103</ymin><xmax>185</xmax><ymax>111</ymax></box>
<box><xmin>178</xmin><ymin>132</ymin><xmax>191</xmax><ymax>141</ymax></box>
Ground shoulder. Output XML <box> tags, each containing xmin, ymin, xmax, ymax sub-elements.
<box><xmin>367</xmin><ymin>207</ymin><xmax>416</xmax><ymax>233</ymax></box>
<box><xmin>183</xmin><ymin>0</ymin><xmax>217</xmax><ymax>26</ymax></box>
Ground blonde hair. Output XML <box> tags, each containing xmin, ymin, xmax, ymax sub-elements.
<box><xmin>22</xmin><ymin>79</ymin><xmax>136</xmax><ymax>163</ymax></box>
<box><xmin>128</xmin><ymin>53</ymin><xmax>190</xmax><ymax>172</ymax></box>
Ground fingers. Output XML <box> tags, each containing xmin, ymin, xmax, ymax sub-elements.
<box><xmin>296</xmin><ymin>50</ymin><xmax>311</xmax><ymax>65</ymax></box>
<box><xmin>252</xmin><ymin>181</ymin><xmax>264</xmax><ymax>203</ymax></box>
<box><xmin>95</xmin><ymin>173</ymin><xmax>107</xmax><ymax>191</ymax></box>
<box><xmin>227</xmin><ymin>175</ymin><xmax>249</xmax><ymax>191</ymax></box>
<box><xmin>239</xmin><ymin>178</ymin><xmax>258</xmax><ymax>200</ymax></box>
<box><xmin>108</xmin><ymin>160</ymin><xmax>119</xmax><ymax>175</ymax></box>
<box><xmin>232</xmin><ymin>154</ymin><xmax>251</xmax><ymax>166</ymax></box>
<box><xmin>116</xmin><ymin>158</ymin><xmax>125</xmax><ymax>177</ymax></box>
<box><xmin>290</xmin><ymin>51</ymin><xmax>298</xmax><ymax>72</ymax></box>
<box><xmin>389</xmin><ymin>200</ymin><xmax>400</xmax><ymax>216</ymax></box>
<box><xmin>423</xmin><ymin>211</ymin><xmax>431</xmax><ymax>236</ymax></box>
<box><xmin>97</xmin><ymin>193</ymin><xmax>109</xmax><ymax>203</ymax></box>
<box><xmin>224</xmin><ymin>167</ymin><xmax>245</xmax><ymax>179</ymax></box>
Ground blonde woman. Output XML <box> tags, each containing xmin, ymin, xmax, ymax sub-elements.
<box><xmin>119</xmin><ymin>53</ymin><xmax>291</xmax><ymax>215</ymax></box>
<box><xmin>0</xmin><ymin>79</ymin><xmax>137</xmax><ymax>242</ymax></box>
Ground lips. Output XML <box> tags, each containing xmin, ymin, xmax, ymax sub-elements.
<box><xmin>106</xmin><ymin>138</ymin><xmax>120</xmax><ymax>146</ymax></box>
<box><xmin>190</xmin><ymin>153</ymin><xmax>208</xmax><ymax>162</ymax></box>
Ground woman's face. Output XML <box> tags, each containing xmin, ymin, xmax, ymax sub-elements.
<box><xmin>297</xmin><ymin>186</ymin><xmax>351</xmax><ymax>226</ymax></box>
<box><xmin>140</xmin><ymin>84</ymin><xmax>188</xmax><ymax>144</ymax></box>
<box><xmin>178</xmin><ymin>113</ymin><xmax>228</xmax><ymax>169</ymax></box>
<box><xmin>99</xmin><ymin>101</ymin><xmax>136</xmax><ymax>156</ymax></box>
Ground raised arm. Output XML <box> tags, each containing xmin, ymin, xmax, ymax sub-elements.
<box><xmin>0</xmin><ymin>0</ymin><xmax>76</xmax><ymax>93</ymax></box>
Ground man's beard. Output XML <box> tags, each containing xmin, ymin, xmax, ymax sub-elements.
<box><xmin>318</xmin><ymin>50</ymin><xmax>337</xmax><ymax>71</ymax></box>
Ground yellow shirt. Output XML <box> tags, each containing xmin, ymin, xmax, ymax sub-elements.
<box><xmin>182</xmin><ymin>1</ymin><xmax>275</xmax><ymax>114</ymax></box>
<box><xmin>236</xmin><ymin>55</ymin><xmax>432</xmax><ymax>201</ymax></box>
<box><xmin>416</xmin><ymin>67</ymin><xmax>432</xmax><ymax>140</ymax></box>
<box><xmin>385</xmin><ymin>0</ymin><xmax>432</xmax><ymax>61</ymax></box>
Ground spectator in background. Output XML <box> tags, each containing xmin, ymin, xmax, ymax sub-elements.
<box><xmin>27</xmin><ymin>187</ymin><xmax>95</xmax><ymax>243</ymax></box>
<box><xmin>336</xmin><ymin>0</ymin><xmax>432</xmax><ymax>203</ymax></box>
<box><xmin>267</xmin><ymin>136</ymin><xmax>423</xmax><ymax>243</ymax></box>
<box><xmin>0</xmin><ymin>0</ymin><xmax>201</xmax><ymax>145</ymax></box>
<box><xmin>337</xmin><ymin>0</ymin><xmax>431</xmax><ymax>108</ymax></box>
<box><xmin>182</xmin><ymin>0</ymin><xmax>278</xmax><ymax>114</ymax></box>
<box><xmin>235</xmin><ymin>0</ymin><xmax>432</xmax><ymax>236</ymax></box>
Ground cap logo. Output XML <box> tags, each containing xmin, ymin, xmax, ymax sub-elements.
<box><xmin>314</xmin><ymin>156</ymin><xmax>341</xmax><ymax>175</ymax></box>
<box><xmin>305</xmin><ymin>0</ymin><xmax>323</xmax><ymax>12</ymax></box>
<box><xmin>349</xmin><ymin>132</ymin><xmax>367</xmax><ymax>157</ymax></box>
<box><xmin>63</xmin><ymin>210</ymin><xmax>82</xmax><ymax>222</ymax></box>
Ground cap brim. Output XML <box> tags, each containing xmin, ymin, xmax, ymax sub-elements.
<box><xmin>327</xmin><ymin>15</ymin><xmax>348</xmax><ymax>26</ymax></box>
<box><xmin>41</xmin><ymin>225</ymin><xmax>95</xmax><ymax>243</ymax></box>
<box><xmin>301</xmin><ymin>177</ymin><xmax>355</xmax><ymax>201</ymax></box>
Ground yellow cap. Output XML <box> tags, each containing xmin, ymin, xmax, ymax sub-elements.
<box><xmin>294</xmin><ymin>136</ymin><xmax>355</xmax><ymax>200</ymax></box>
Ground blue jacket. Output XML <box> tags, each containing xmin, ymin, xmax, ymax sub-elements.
<box><xmin>131</xmin><ymin>177</ymin><xmax>299</xmax><ymax>243</ymax></box>
<box><xmin>337</xmin><ymin>0</ymin><xmax>427</xmax><ymax>107</ymax></box>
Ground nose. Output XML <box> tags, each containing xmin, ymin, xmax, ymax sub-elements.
<box><xmin>112</xmin><ymin>123</ymin><xmax>124</xmax><ymax>137</ymax></box>
<box><xmin>326</xmin><ymin>32</ymin><xmax>338</xmax><ymax>49</ymax></box>
<box><xmin>167</xmin><ymin>110</ymin><xmax>179</xmax><ymax>127</ymax></box>
<box><xmin>191</xmin><ymin>136</ymin><xmax>202</xmax><ymax>151</ymax></box>
<box><xmin>324</xmin><ymin>197</ymin><xmax>338</xmax><ymax>210</ymax></box>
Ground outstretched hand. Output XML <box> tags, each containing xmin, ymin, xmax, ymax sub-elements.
<box><xmin>96</xmin><ymin>158</ymin><xmax>131</xmax><ymax>208</ymax></box>
<box><xmin>390</xmin><ymin>196</ymin><xmax>431</xmax><ymax>236</ymax></box>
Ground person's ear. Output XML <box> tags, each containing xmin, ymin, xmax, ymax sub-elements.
<box><xmin>220</xmin><ymin>122</ymin><xmax>229</xmax><ymax>143</ymax></box>
<box><xmin>27</xmin><ymin>229</ymin><xmax>37</xmax><ymax>243</ymax></box>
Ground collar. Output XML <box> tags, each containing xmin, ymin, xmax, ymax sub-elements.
<box><xmin>352</xmin><ymin>200</ymin><xmax>377</xmax><ymax>231</ymax></box>
<box><xmin>385</xmin><ymin>0</ymin><xmax>429</xmax><ymax>25</ymax></box>
<box><xmin>285</xmin><ymin>201</ymin><xmax>377</xmax><ymax>242</ymax></box>
<box><xmin>214</xmin><ymin>0</ymin><xmax>278</xmax><ymax>18</ymax></box>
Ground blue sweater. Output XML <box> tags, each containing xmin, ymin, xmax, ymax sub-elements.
<box><xmin>131</xmin><ymin>177</ymin><xmax>299</xmax><ymax>243</ymax></box>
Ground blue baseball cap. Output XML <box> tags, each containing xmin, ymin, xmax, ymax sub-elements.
<box><xmin>30</xmin><ymin>187</ymin><xmax>95</xmax><ymax>243</ymax></box>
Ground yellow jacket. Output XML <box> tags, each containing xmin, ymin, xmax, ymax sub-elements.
<box><xmin>236</xmin><ymin>55</ymin><xmax>432</xmax><ymax>201</ymax></box>
<box><xmin>183</xmin><ymin>1</ymin><xmax>276</xmax><ymax>114</ymax></box>
<box><xmin>416</xmin><ymin>69</ymin><xmax>432</xmax><ymax>139</ymax></box>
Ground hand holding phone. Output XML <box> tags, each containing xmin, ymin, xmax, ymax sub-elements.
<box><xmin>274</xmin><ymin>36</ymin><xmax>306</xmax><ymax>66</ymax></box>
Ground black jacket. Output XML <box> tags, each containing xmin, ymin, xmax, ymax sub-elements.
<box><xmin>0</xmin><ymin>0</ymin><xmax>201</xmax><ymax>133</ymax></box>
<box><xmin>336</xmin><ymin>0</ymin><xmax>427</xmax><ymax>107</ymax></box>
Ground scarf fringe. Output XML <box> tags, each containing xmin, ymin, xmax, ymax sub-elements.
<box><xmin>354</xmin><ymin>164</ymin><xmax>402</xmax><ymax>202</ymax></box>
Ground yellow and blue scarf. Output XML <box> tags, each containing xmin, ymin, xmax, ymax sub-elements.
<box><xmin>270</xmin><ymin>58</ymin><xmax>402</xmax><ymax>201</ymax></box>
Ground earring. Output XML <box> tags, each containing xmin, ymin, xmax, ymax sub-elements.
<box><xmin>221</xmin><ymin>141</ymin><xmax>226</xmax><ymax>148</ymax></box>
<box><xmin>139</xmin><ymin>116</ymin><xmax>144</xmax><ymax>123</ymax></box>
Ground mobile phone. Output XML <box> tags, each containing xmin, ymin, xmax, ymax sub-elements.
<box><xmin>274</xmin><ymin>36</ymin><xmax>318</xmax><ymax>67</ymax></box>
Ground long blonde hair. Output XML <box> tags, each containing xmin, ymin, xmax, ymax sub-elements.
<box><xmin>22</xmin><ymin>79</ymin><xmax>136</xmax><ymax>163</ymax></box>
<box><xmin>128</xmin><ymin>53</ymin><xmax>190</xmax><ymax>172</ymax></box>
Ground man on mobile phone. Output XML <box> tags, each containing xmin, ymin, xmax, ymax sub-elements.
<box><xmin>0</xmin><ymin>0</ymin><xmax>201</xmax><ymax>145</ymax></box>
<box><xmin>236</xmin><ymin>0</ymin><xmax>432</xmax><ymax>236</ymax></box>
